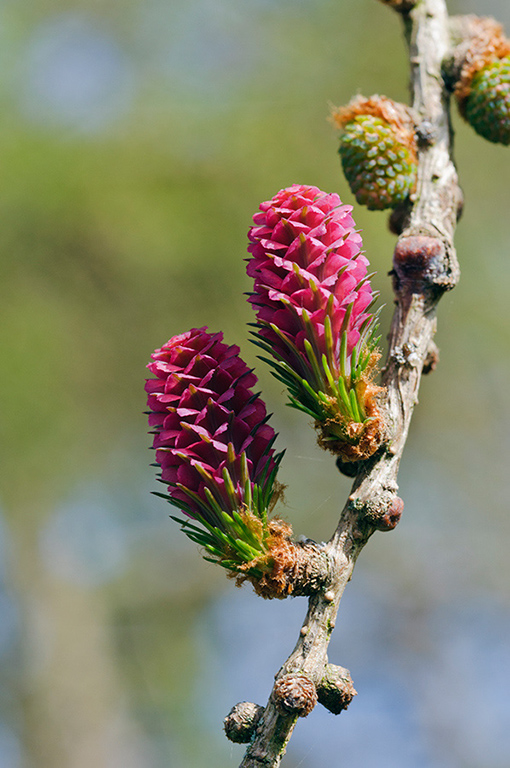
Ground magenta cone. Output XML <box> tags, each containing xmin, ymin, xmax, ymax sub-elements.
<box><xmin>146</xmin><ymin>327</ymin><xmax>278</xmax><ymax>519</ymax></box>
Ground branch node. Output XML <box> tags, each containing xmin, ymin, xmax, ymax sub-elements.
<box><xmin>237</xmin><ymin>523</ymin><xmax>333</xmax><ymax>599</ymax></box>
<box><xmin>393</xmin><ymin>235</ymin><xmax>445</xmax><ymax>293</ymax></box>
<box><xmin>273</xmin><ymin>675</ymin><xmax>318</xmax><ymax>717</ymax></box>
<box><xmin>317</xmin><ymin>664</ymin><xmax>357</xmax><ymax>715</ymax></box>
<box><xmin>349</xmin><ymin>494</ymin><xmax>403</xmax><ymax>532</ymax></box>
<box><xmin>372</xmin><ymin>496</ymin><xmax>404</xmax><ymax>531</ymax></box>
<box><xmin>224</xmin><ymin>702</ymin><xmax>265</xmax><ymax>743</ymax></box>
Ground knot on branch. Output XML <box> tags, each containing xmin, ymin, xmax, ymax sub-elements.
<box><xmin>234</xmin><ymin>521</ymin><xmax>333</xmax><ymax>599</ymax></box>
<box><xmin>224</xmin><ymin>701</ymin><xmax>265</xmax><ymax>743</ymax></box>
<box><xmin>392</xmin><ymin>236</ymin><xmax>449</xmax><ymax>294</ymax></box>
<box><xmin>349</xmin><ymin>494</ymin><xmax>403</xmax><ymax>533</ymax></box>
<box><xmin>273</xmin><ymin>674</ymin><xmax>318</xmax><ymax>717</ymax></box>
<box><xmin>317</xmin><ymin>664</ymin><xmax>357</xmax><ymax>714</ymax></box>
<box><xmin>372</xmin><ymin>496</ymin><xmax>404</xmax><ymax>531</ymax></box>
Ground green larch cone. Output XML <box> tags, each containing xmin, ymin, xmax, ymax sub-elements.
<box><xmin>452</xmin><ymin>18</ymin><xmax>510</xmax><ymax>145</ymax></box>
<box><xmin>463</xmin><ymin>57</ymin><xmax>510</xmax><ymax>144</ymax></box>
<box><xmin>332</xmin><ymin>96</ymin><xmax>417</xmax><ymax>211</ymax></box>
<box><xmin>339</xmin><ymin>115</ymin><xmax>417</xmax><ymax>209</ymax></box>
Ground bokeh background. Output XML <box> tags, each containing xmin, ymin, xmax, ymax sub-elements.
<box><xmin>1</xmin><ymin>0</ymin><xmax>509</xmax><ymax>766</ymax></box>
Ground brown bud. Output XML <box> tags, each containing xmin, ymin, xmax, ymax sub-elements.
<box><xmin>317</xmin><ymin>664</ymin><xmax>357</xmax><ymax>715</ymax></box>
<box><xmin>223</xmin><ymin>701</ymin><xmax>264</xmax><ymax>743</ymax></box>
<box><xmin>375</xmin><ymin>497</ymin><xmax>404</xmax><ymax>531</ymax></box>
<box><xmin>273</xmin><ymin>674</ymin><xmax>318</xmax><ymax>718</ymax></box>
<box><xmin>393</xmin><ymin>236</ymin><xmax>444</xmax><ymax>279</ymax></box>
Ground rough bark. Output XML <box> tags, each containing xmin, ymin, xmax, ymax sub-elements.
<box><xmin>236</xmin><ymin>1</ymin><xmax>462</xmax><ymax>765</ymax></box>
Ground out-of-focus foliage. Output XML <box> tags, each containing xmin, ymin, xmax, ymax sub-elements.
<box><xmin>0</xmin><ymin>1</ymin><xmax>509</xmax><ymax>766</ymax></box>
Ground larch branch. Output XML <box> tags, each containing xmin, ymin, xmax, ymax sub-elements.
<box><xmin>237</xmin><ymin>1</ymin><xmax>461</xmax><ymax>765</ymax></box>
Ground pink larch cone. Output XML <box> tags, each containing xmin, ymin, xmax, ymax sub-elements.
<box><xmin>145</xmin><ymin>327</ymin><xmax>284</xmax><ymax>574</ymax></box>
<box><xmin>247</xmin><ymin>184</ymin><xmax>384</xmax><ymax>461</ymax></box>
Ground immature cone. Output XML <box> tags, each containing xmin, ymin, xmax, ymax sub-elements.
<box><xmin>332</xmin><ymin>96</ymin><xmax>417</xmax><ymax>210</ymax></box>
<box><xmin>317</xmin><ymin>664</ymin><xmax>357</xmax><ymax>715</ymax></box>
<box><xmin>273</xmin><ymin>675</ymin><xmax>318</xmax><ymax>717</ymax></box>
<box><xmin>145</xmin><ymin>327</ymin><xmax>284</xmax><ymax>576</ymax></box>
<box><xmin>462</xmin><ymin>57</ymin><xmax>510</xmax><ymax>144</ymax></box>
<box><xmin>247</xmin><ymin>184</ymin><xmax>384</xmax><ymax>461</ymax></box>
<box><xmin>454</xmin><ymin>19</ymin><xmax>510</xmax><ymax>145</ymax></box>
<box><xmin>224</xmin><ymin>702</ymin><xmax>264</xmax><ymax>743</ymax></box>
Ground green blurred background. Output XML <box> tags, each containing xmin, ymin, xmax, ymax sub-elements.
<box><xmin>1</xmin><ymin>0</ymin><xmax>509</xmax><ymax>766</ymax></box>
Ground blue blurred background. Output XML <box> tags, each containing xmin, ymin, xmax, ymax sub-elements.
<box><xmin>1</xmin><ymin>0</ymin><xmax>509</xmax><ymax>766</ymax></box>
